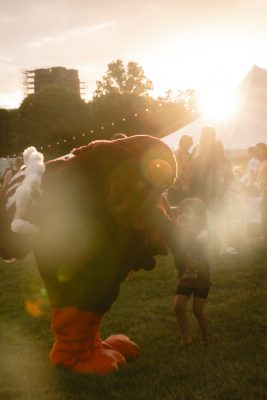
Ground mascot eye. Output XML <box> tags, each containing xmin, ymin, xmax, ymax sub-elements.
<box><xmin>139</xmin><ymin>146</ymin><xmax>176</xmax><ymax>190</ymax></box>
<box><xmin>142</xmin><ymin>158</ymin><xmax>173</xmax><ymax>189</ymax></box>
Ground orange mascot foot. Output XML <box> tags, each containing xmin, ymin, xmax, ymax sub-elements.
<box><xmin>103</xmin><ymin>334</ymin><xmax>140</xmax><ymax>360</ymax></box>
<box><xmin>50</xmin><ymin>307</ymin><xmax>126</xmax><ymax>374</ymax></box>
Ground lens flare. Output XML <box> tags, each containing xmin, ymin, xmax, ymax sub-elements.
<box><xmin>142</xmin><ymin>158</ymin><xmax>174</xmax><ymax>189</ymax></box>
<box><xmin>25</xmin><ymin>298</ymin><xmax>44</xmax><ymax>318</ymax></box>
<box><xmin>140</xmin><ymin>147</ymin><xmax>175</xmax><ymax>189</ymax></box>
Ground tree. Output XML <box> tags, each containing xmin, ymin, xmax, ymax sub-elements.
<box><xmin>15</xmin><ymin>86</ymin><xmax>89</xmax><ymax>158</ymax></box>
<box><xmin>94</xmin><ymin>60</ymin><xmax>153</xmax><ymax>98</ymax></box>
<box><xmin>0</xmin><ymin>109</ymin><xmax>17</xmax><ymax>157</ymax></box>
<box><xmin>88</xmin><ymin>92</ymin><xmax>159</xmax><ymax>139</ymax></box>
<box><xmin>158</xmin><ymin>89</ymin><xmax>199</xmax><ymax>113</ymax></box>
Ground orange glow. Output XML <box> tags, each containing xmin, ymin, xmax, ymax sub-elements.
<box><xmin>25</xmin><ymin>298</ymin><xmax>44</xmax><ymax>318</ymax></box>
<box><xmin>140</xmin><ymin>147</ymin><xmax>176</xmax><ymax>189</ymax></box>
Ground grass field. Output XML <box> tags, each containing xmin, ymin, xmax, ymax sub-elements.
<box><xmin>0</xmin><ymin>247</ymin><xmax>266</xmax><ymax>400</ymax></box>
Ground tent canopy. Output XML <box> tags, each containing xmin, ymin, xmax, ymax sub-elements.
<box><xmin>162</xmin><ymin>65</ymin><xmax>267</xmax><ymax>151</ymax></box>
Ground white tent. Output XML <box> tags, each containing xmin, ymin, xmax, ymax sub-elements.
<box><xmin>162</xmin><ymin>65</ymin><xmax>267</xmax><ymax>151</ymax></box>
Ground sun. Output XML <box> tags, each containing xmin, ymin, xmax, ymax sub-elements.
<box><xmin>197</xmin><ymin>85</ymin><xmax>239</xmax><ymax>122</ymax></box>
<box><xmin>0</xmin><ymin>91</ymin><xmax>23</xmax><ymax>109</ymax></box>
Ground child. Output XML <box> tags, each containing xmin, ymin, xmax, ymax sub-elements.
<box><xmin>173</xmin><ymin>197</ymin><xmax>211</xmax><ymax>345</ymax></box>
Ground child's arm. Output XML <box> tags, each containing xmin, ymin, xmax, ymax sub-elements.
<box><xmin>196</xmin><ymin>229</ymin><xmax>210</xmax><ymax>262</ymax></box>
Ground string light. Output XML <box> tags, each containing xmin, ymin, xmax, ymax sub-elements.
<box><xmin>0</xmin><ymin>103</ymin><xmax>167</xmax><ymax>160</ymax></box>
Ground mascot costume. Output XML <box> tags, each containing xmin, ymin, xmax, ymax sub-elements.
<box><xmin>0</xmin><ymin>135</ymin><xmax>178</xmax><ymax>374</ymax></box>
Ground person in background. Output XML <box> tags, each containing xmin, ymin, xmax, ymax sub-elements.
<box><xmin>190</xmin><ymin>127</ymin><xmax>217</xmax><ymax>206</ymax></box>
<box><xmin>167</xmin><ymin>134</ymin><xmax>193</xmax><ymax>206</ymax></box>
<box><xmin>237</xmin><ymin>147</ymin><xmax>261</xmax><ymax>241</ymax></box>
<box><xmin>213</xmin><ymin>140</ymin><xmax>237</xmax><ymax>255</ymax></box>
<box><xmin>254</xmin><ymin>142</ymin><xmax>267</xmax><ymax>243</ymax></box>
<box><xmin>246</xmin><ymin>146</ymin><xmax>260</xmax><ymax>187</ymax></box>
<box><xmin>1</xmin><ymin>157</ymin><xmax>23</xmax><ymax>192</ymax></box>
<box><xmin>173</xmin><ymin>197</ymin><xmax>211</xmax><ymax>345</ymax></box>
<box><xmin>191</xmin><ymin>126</ymin><xmax>216</xmax><ymax>160</ymax></box>
<box><xmin>191</xmin><ymin>129</ymin><xmax>237</xmax><ymax>255</ymax></box>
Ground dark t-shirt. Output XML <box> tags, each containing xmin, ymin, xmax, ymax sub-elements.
<box><xmin>176</xmin><ymin>230</ymin><xmax>211</xmax><ymax>289</ymax></box>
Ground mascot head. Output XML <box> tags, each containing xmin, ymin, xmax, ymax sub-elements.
<box><xmin>100</xmin><ymin>135</ymin><xmax>177</xmax><ymax>228</ymax></box>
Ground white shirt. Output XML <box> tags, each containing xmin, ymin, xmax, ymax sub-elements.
<box><xmin>247</xmin><ymin>157</ymin><xmax>260</xmax><ymax>172</ymax></box>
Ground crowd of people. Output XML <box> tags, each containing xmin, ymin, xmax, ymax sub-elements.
<box><xmin>167</xmin><ymin>127</ymin><xmax>267</xmax><ymax>253</ymax></box>
<box><xmin>166</xmin><ymin>127</ymin><xmax>267</xmax><ymax>345</ymax></box>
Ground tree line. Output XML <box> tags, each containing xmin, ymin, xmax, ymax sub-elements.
<box><xmin>0</xmin><ymin>60</ymin><xmax>198</xmax><ymax>159</ymax></box>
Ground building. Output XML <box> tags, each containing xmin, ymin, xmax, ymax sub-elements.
<box><xmin>23</xmin><ymin>67</ymin><xmax>86</xmax><ymax>98</ymax></box>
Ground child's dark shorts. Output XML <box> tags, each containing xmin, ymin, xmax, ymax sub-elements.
<box><xmin>176</xmin><ymin>286</ymin><xmax>210</xmax><ymax>299</ymax></box>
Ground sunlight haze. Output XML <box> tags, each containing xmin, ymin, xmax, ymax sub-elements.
<box><xmin>1</xmin><ymin>0</ymin><xmax>267</xmax><ymax>109</ymax></box>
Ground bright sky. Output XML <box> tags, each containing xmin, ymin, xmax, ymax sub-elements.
<box><xmin>1</xmin><ymin>0</ymin><xmax>267</xmax><ymax>109</ymax></box>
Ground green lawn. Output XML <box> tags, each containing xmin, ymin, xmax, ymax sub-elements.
<box><xmin>0</xmin><ymin>249</ymin><xmax>266</xmax><ymax>400</ymax></box>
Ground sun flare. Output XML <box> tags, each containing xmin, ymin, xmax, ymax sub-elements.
<box><xmin>197</xmin><ymin>86</ymin><xmax>239</xmax><ymax>121</ymax></box>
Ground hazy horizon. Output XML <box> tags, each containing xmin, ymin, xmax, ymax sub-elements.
<box><xmin>1</xmin><ymin>0</ymin><xmax>267</xmax><ymax>109</ymax></box>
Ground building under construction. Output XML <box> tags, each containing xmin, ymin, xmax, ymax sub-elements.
<box><xmin>23</xmin><ymin>67</ymin><xmax>86</xmax><ymax>98</ymax></box>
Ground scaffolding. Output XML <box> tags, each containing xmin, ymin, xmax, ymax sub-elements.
<box><xmin>23</xmin><ymin>67</ymin><xmax>84</xmax><ymax>98</ymax></box>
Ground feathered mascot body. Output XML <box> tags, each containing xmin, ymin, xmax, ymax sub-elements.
<box><xmin>0</xmin><ymin>135</ymin><xmax>177</xmax><ymax>374</ymax></box>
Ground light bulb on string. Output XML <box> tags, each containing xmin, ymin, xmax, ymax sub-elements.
<box><xmin>1</xmin><ymin>104</ymin><xmax>165</xmax><ymax>160</ymax></box>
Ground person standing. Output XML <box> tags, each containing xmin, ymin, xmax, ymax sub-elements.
<box><xmin>1</xmin><ymin>157</ymin><xmax>23</xmax><ymax>192</ymax></box>
<box><xmin>254</xmin><ymin>142</ymin><xmax>267</xmax><ymax>243</ymax></box>
<box><xmin>190</xmin><ymin>127</ymin><xmax>217</xmax><ymax>206</ymax></box>
<box><xmin>167</xmin><ymin>135</ymin><xmax>193</xmax><ymax>206</ymax></box>
<box><xmin>173</xmin><ymin>198</ymin><xmax>211</xmax><ymax>345</ymax></box>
